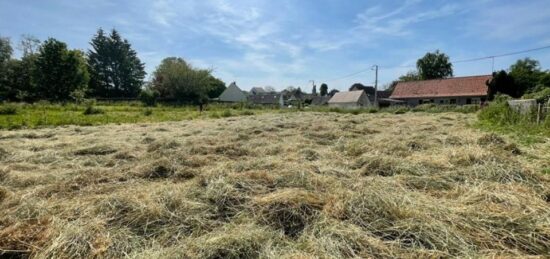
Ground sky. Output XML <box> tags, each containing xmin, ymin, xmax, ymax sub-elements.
<box><xmin>1</xmin><ymin>0</ymin><xmax>550</xmax><ymax>91</ymax></box>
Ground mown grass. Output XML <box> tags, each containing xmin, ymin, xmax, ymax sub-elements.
<box><xmin>0</xmin><ymin>112</ymin><xmax>549</xmax><ymax>258</ymax></box>
<box><xmin>0</xmin><ymin>102</ymin><xmax>481</xmax><ymax>130</ymax></box>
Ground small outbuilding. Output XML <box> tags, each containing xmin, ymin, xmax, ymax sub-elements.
<box><xmin>328</xmin><ymin>90</ymin><xmax>371</xmax><ymax>109</ymax></box>
<box><xmin>218</xmin><ymin>82</ymin><xmax>247</xmax><ymax>103</ymax></box>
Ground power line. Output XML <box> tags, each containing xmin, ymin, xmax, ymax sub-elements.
<box><xmin>321</xmin><ymin>44</ymin><xmax>550</xmax><ymax>83</ymax></box>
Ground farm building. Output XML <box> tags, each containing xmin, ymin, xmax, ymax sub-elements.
<box><xmin>218</xmin><ymin>82</ymin><xmax>247</xmax><ymax>103</ymax></box>
<box><xmin>390</xmin><ymin>75</ymin><xmax>492</xmax><ymax>106</ymax></box>
<box><xmin>248</xmin><ymin>93</ymin><xmax>284</xmax><ymax>107</ymax></box>
<box><xmin>328</xmin><ymin>90</ymin><xmax>371</xmax><ymax>109</ymax></box>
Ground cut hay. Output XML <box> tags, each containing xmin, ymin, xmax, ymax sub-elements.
<box><xmin>0</xmin><ymin>112</ymin><xmax>549</xmax><ymax>257</ymax></box>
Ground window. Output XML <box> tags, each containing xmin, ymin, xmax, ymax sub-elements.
<box><xmin>466</xmin><ymin>98</ymin><xmax>472</xmax><ymax>104</ymax></box>
<box><xmin>450</xmin><ymin>99</ymin><xmax>456</xmax><ymax>104</ymax></box>
<box><xmin>472</xmin><ymin>98</ymin><xmax>481</xmax><ymax>104</ymax></box>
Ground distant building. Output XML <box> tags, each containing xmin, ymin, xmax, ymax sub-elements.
<box><xmin>328</xmin><ymin>90</ymin><xmax>371</xmax><ymax>109</ymax></box>
<box><xmin>248</xmin><ymin>93</ymin><xmax>284</xmax><ymax>107</ymax></box>
<box><xmin>250</xmin><ymin>87</ymin><xmax>266</xmax><ymax>95</ymax></box>
<box><xmin>311</xmin><ymin>96</ymin><xmax>330</xmax><ymax>106</ymax></box>
<box><xmin>218</xmin><ymin>82</ymin><xmax>247</xmax><ymax>103</ymax></box>
<box><xmin>390</xmin><ymin>75</ymin><xmax>492</xmax><ymax>106</ymax></box>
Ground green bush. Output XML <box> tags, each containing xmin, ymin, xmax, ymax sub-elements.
<box><xmin>523</xmin><ymin>87</ymin><xmax>550</xmax><ymax>103</ymax></box>
<box><xmin>143</xmin><ymin>109</ymin><xmax>153</xmax><ymax>116</ymax></box>
<box><xmin>139</xmin><ymin>89</ymin><xmax>158</xmax><ymax>107</ymax></box>
<box><xmin>221</xmin><ymin>110</ymin><xmax>233</xmax><ymax>117</ymax></box>
<box><xmin>241</xmin><ymin>110</ymin><xmax>255</xmax><ymax>116</ymax></box>
<box><xmin>83</xmin><ymin>105</ymin><xmax>105</xmax><ymax>115</ymax></box>
<box><xmin>0</xmin><ymin>104</ymin><xmax>18</xmax><ymax>115</ymax></box>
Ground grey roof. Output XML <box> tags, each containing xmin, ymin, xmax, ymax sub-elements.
<box><xmin>250</xmin><ymin>87</ymin><xmax>266</xmax><ymax>94</ymax></box>
<box><xmin>248</xmin><ymin>94</ymin><xmax>282</xmax><ymax>104</ymax></box>
<box><xmin>311</xmin><ymin>96</ymin><xmax>330</xmax><ymax>105</ymax></box>
<box><xmin>328</xmin><ymin>91</ymin><xmax>366</xmax><ymax>104</ymax></box>
<box><xmin>218</xmin><ymin>82</ymin><xmax>247</xmax><ymax>102</ymax></box>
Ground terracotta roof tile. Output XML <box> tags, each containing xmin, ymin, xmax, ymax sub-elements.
<box><xmin>390</xmin><ymin>75</ymin><xmax>492</xmax><ymax>99</ymax></box>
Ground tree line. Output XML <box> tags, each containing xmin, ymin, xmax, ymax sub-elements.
<box><xmin>0</xmin><ymin>29</ymin><xmax>226</xmax><ymax>105</ymax></box>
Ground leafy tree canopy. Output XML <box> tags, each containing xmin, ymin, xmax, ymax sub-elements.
<box><xmin>207</xmin><ymin>76</ymin><xmax>226</xmax><ymax>99</ymax></box>
<box><xmin>487</xmin><ymin>70</ymin><xmax>519</xmax><ymax>99</ymax></box>
<box><xmin>152</xmin><ymin>57</ymin><xmax>213</xmax><ymax>105</ymax></box>
<box><xmin>416</xmin><ymin>50</ymin><xmax>453</xmax><ymax>80</ymax></box>
<box><xmin>34</xmin><ymin>38</ymin><xmax>89</xmax><ymax>102</ymax></box>
<box><xmin>509</xmin><ymin>58</ymin><xmax>544</xmax><ymax>95</ymax></box>
<box><xmin>320</xmin><ymin>83</ymin><xmax>328</xmax><ymax>96</ymax></box>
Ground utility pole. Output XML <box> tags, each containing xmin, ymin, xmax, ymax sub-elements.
<box><xmin>309</xmin><ymin>80</ymin><xmax>316</xmax><ymax>95</ymax></box>
<box><xmin>372</xmin><ymin>65</ymin><xmax>379</xmax><ymax>107</ymax></box>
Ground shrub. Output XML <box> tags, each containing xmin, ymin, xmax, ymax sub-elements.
<box><xmin>523</xmin><ymin>87</ymin><xmax>550</xmax><ymax>103</ymax></box>
<box><xmin>240</xmin><ymin>110</ymin><xmax>255</xmax><ymax>116</ymax></box>
<box><xmin>143</xmin><ymin>109</ymin><xmax>153</xmax><ymax>116</ymax></box>
<box><xmin>221</xmin><ymin>110</ymin><xmax>233</xmax><ymax>118</ymax></box>
<box><xmin>139</xmin><ymin>89</ymin><xmax>158</xmax><ymax>107</ymax></box>
<box><xmin>0</xmin><ymin>104</ymin><xmax>18</xmax><ymax>115</ymax></box>
<box><xmin>83</xmin><ymin>105</ymin><xmax>104</xmax><ymax>115</ymax></box>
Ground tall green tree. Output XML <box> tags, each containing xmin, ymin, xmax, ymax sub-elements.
<box><xmin>416</xmin><ymin>50</ymin><xmax>453</xmax><ymax>80</ymax></box>
<box><xmin>508</xmin><ymin>58</ymin><xmax>544</xmax><ymax>95</ymax></box>
<box><xmin>320</xmin><ymin>83</ymin><xmax>328</xmax><ymax>96</ymax></box>
<box><xmin>152</xmin><ymin>57</ymin><xmax>213</xmax><ymax>108</ymax></box>
<box><xmin>487</xmin><ymin>70</ymin><xmax>519</xmax><ymax>99</ymax></box>
<box><xmin>34</xmin><ymin>38</ymin><xmax>89</xmax><ymax>102</ymax></box>
<box><xmin>0</xmin><ymin>37</ymin><xmax>13</xmax><ymax>100</ymax></box>
<box><xmin>88</xmin><ymin>29</ymin><xmax>146</xmax><ymax>98</ymax></box>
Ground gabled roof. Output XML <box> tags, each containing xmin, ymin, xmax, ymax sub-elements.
<box><xmin>328</xmin><ymin>90</ymin><xmax>366</xmax><ymax>104</ymax></box>
<box><xmin>390</xmin><ymin>75</ymin><xmax>492</xmax><ymax>99</ymax></box>
<box><xmin>250</xmin><ymin>87</ymin><xmax>266</xmax><ymax>94</ymax></box>
<box><xmin>248</xmin><ymin>93</ymin><xmax>282</xmax><ymax>104</ymax></box>
<box><xmin>218</xmin><ymin>82</ymin><xmax>247</xmax><ymax>102</ymax></box>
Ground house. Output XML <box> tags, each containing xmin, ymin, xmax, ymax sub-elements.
<box><xmin>218</xmin><ymin>82</ymin><xmax>248</xmax><ymax>103</ymax></box>
<box><xmin>250</xmin><ymin>87</ymin><xmax>266</xmax><ymax>95</ymax></box>
<box><xmin>328</xmin><ymin>90</ymin><xmax>372</xmax><ymax>109</ymax></box>
<box><xmin>248</xmin><ymin>93</ymin><xmax>284</xmax><ymax>107</ymax></box>
<box><xmin>390</xmin><ymin>75</ymin><xmax>492</xmax><ymax>106</ymax></box>
<box><xmin>311</xmin><ymin>96</ymin><xmax>331</xmax><ymax>106</ymax></box>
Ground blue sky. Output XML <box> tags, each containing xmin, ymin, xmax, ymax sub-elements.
<box><xmin>1</xmin><ymin>0</ymin><xmax>550</xmax><ymax>91</ymax></box>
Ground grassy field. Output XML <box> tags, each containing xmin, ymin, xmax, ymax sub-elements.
<box><xmin>0</xmin><ymin>102</ymin><xmax>269</xmax><ymax>130</ymax></box>
<box><xmin>1</xmin><ymin>111</ymin><xmax>549</xmax><ymax>258</ymax></box>
<box><xmin>0</xmin><ymin>102</ymin><xmax>480</xmax><ymax>130</ymax></box>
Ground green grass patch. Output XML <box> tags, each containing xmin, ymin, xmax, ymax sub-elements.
<box><xmin>475</xmin><ymin>99</ymin><xmax>550</xmax><ymax>144</ymax></box>
<box><xmin>0</xmin><ymin>103</ymin><xmax>266</xmax><ymax>130</ymax></box>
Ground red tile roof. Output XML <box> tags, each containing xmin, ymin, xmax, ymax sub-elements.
<box><xmin>390</xmin><ymin>75</ymin><xmax>492</xmax><ymax>99</ymax></box>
